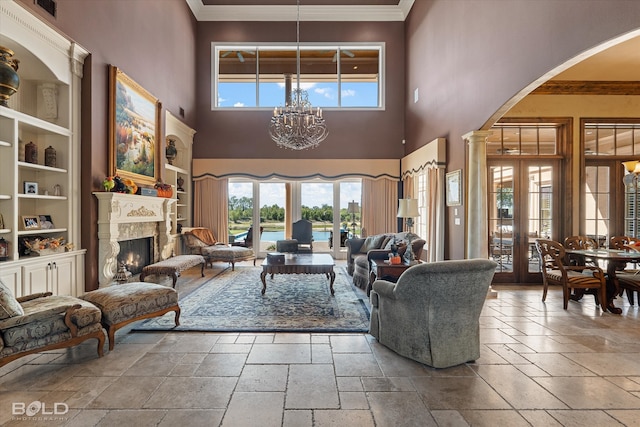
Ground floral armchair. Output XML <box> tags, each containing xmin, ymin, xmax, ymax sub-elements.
<box><xmin>0</xmin><ymin>279</ymin><xmax>105</xmax><ymax>367</ymax></box>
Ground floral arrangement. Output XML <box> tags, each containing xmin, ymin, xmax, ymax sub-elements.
<box><xmin>24</xmin><ymin>236</ymin><xmax>71</xmax><ymax>254</ymax></box>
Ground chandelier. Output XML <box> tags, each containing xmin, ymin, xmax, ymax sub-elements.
<box><xmin>269</xmin><ymin>0</ymin><xmax>328</xmax><ymax>150</ymax></box>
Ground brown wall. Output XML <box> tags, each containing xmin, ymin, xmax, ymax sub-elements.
<box><xmin>405</xmin><ymin>0</ymin><xmax>640</xmax><ymax>259</ymax></box>
<box><xmin>17</xmin><ymin>0</ymin><xmax>198</xmax><ymax>290</ymax></box>
<box><xmin>13</xmin><ymin>0</ymin><xmax>640</xmax><ymax>285</ymax></box>
<box><xmin>194</xmin><ymin>20</ymin><xmax>406</xmax><ymax>159</ymax></box>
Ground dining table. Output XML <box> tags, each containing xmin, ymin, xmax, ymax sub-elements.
<box><xmin>565</xmin><ymin>248</ymin><xmax>640</xmax><ymax>312</ymax></box>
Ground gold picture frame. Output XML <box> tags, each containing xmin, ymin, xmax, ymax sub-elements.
<box><xmin>22</xmin><ymin>215</ymin><xmax>41</xmax><ymax>230</ymax></box>
<box><xmin>108</xmin><ymin>65</ymin><xmax>161</xmax><ymax>186</ymax></box>
<box><xmin>446</xmin><ymin>169</ymin><xmax>462</xmax><ymax>206</ymax></box>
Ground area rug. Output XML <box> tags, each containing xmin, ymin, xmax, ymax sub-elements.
<box><xmin>134</xmin><ymin>266</ymin><xmax>370</xmax><ymax>332</ymax></box>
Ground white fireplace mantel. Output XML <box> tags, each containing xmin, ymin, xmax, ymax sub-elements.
<box><xmin>94</xmin><ymin>192</ymin><xmax>177</xmax><ymax>286</ymax></box>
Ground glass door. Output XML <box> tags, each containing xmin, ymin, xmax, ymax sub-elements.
<box><xmin>489</xmin><ymin>160</ymin><xmax>560</xmax><ymax>283</ymax></box>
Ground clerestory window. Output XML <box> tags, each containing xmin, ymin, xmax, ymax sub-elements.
<box><xmin>212</xmin><ymin>43</ymin><xmax>383</xmax><ymax>110</ymax></box>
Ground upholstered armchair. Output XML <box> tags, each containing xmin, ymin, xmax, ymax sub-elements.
<box><xmin>369</xmin><ymin>259</ymin><xmax>497</xmax><ymax>368</ymax></box>
<box><xmin>0</xmin><ymin>279</ymin><xmax>106</xmax><ymax>367</ymax></box>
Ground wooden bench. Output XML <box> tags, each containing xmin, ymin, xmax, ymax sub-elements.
<box><xmin>139</xmin><ymin>254</ymin><xmax>206</xmax><ymax>288</ymax></box>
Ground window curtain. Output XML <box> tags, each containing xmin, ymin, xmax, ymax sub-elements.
<box><xmin>402</xmin><ymin>166</ymin><xmax>444</xmax><ymax>262</ymax></box>
<box><xmin>361</xmin><ymin>178</ymin><xmax>398</xmax><ymax>236</ymax></box>
<box><xmin>194</xmin><ymin>176</ymin><xmax>229</xmax><ymax>243</ymax></box>
<box><xmin>426</xmin><ymin>167</ymin><xmax>445</xmax><ymax>262</ymax></box>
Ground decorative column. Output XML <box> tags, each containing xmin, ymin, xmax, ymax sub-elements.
<box><xmin>464</xmin><ymin>130</ymin><xmax>497</xmax><ymax>298</ymax></box>
<box><xmin>463</xmin><ymin>130</ymin><xmax>491</xmax><ymax>258</ymax></box>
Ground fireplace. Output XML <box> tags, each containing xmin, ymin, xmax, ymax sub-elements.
<box><xmin>117</xmin><ymin>237</ymin><xmax>153</xmax><ymax>276</ymax></box>
<box><xmin>94</xmin><ymin>192</ymin><xmax>176</xmax><ymax>286</ymax></box>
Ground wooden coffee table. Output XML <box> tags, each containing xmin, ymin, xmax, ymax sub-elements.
<box><xmin>260</xmin><ymin>253</ymin><xmax>336</xmax><ymax>295</ymax></box>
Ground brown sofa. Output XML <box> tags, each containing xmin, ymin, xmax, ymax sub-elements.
<box><xmin>346</xmin><ymin>232</ymin><xmax>426</xmax><ymax>291</ymax></box>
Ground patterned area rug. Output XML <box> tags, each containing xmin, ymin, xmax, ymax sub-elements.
<box><xmin>134</xmin><ymin>266</ymin><xmax>370</xmax><ymax>332</ymax></box>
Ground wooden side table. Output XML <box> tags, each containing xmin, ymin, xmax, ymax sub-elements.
<box><xmin>368</xmin><ymin>259</ymin><xmax>418</xmax><ymax>296</ymax></box>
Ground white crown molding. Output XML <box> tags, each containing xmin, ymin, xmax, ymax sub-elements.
<box><xmin>186</xmin><ymin>0</ymin><xmax>415</xmax><ymax>22</ymax></box>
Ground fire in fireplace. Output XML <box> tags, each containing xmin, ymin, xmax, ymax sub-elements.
<box><xmin>117</xmin><ymin>237</ymin><xmax>153</xmax><ymax>276</ymax></box>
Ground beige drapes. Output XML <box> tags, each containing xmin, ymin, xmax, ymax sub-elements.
<box><xmin>194</xmin><ymin>176</ymin><xmax>229</xmax><ymax>243</ymax></box>
<box><xmin>426</xmin><ymin>167</ymin><xmax>445</xmax><ymax>262</ymax></box>
<box><xmin>361</xmin><ymin>178</ymin><xmax>398</xmax><ymax>236</ymax></box>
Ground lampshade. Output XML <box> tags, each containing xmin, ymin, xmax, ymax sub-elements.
<box><xmin>397</xmin><ymin>198</ymin><xmax>419</xmax><ymax>218</ymax></box>
<box><xmin>622</xmin><ymin>161</ymin><xmax>639</xmax><ymax>173</ymax></box>
<box><xmin>347</xmin><ymin>201</ymin><xmax>359</xmax><ymax>214</ymax></box>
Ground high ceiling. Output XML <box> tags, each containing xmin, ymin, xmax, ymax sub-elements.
<box><xmin>188</xmin><ymin>0</ymin><xmax>639</xmax><ymax>84</ymax></box>
<box><xmin>188</xmin><ymin>0</ymin><xmax>414</xmax><ymax>21</ymax></box>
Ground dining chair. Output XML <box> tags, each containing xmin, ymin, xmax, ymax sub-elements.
<box><xmin>535</xmin><ymin>239</ymin><xmax>607</xmax><ymax>311</ymax></box>
<box><xmin>610</xmin><ymin>235</ymin><xmax>640</xmax><ymax>305</ymax></box>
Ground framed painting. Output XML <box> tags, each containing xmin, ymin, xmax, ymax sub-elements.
<box><xmin>446</xmin><ymin>169</ymin><xmax>462</xmax><ymax>206</ymax></box>
<box><xmin>108</xmin><ymin>65</ymin><xmax>161</xmax><ymax>186</ymax></box>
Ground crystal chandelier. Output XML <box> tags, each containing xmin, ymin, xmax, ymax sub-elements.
<box><xmin>269</xmin><ymin>0</ymin><xmax>328</xmax><ymax>150</ymax></box>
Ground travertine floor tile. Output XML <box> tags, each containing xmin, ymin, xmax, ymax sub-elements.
<box><xmin>143</xmin><ymin>377</ymin><xmax>237</xmax><ymax>409</ymax></box>
<box><xmin>236</xmin><ymin>364</ymin><xmax>288</xmax><ymax>392</ymax></box>
<box><xmin>246</xmin><ymin>344</ymin><xmax>311</xmax><ymax>364</ymax></box>
<box><xmin>533</xmin><ymin>377</ymin><xmax>640</xmax><ymax>409</ymax></box>
<box><xmin>286</xmin><ymin>364</ymin><xmax>339</xmax><ymax>409</ymax></box>
<box><xmin>194</xmin><ymin>353</ymin><xmax>247</xmax><ymax>377</ymax></box>
<box><xmin>368</xmin><ymin>391</ymin><xmax>435</xmax><ymax>426</ymax></box>
<box><xmin>412</xmin><ymin>377</ymin><xmax>511</xmax><ymax>410</ymax></box>
<box><xmin>222</xmin><ymin>391</ymin><xmax>284</xmax><ymax>426</ymax></box>
<box><xmin>157</xmin><ymin>409</ymin><xmax>225</xmax><ymax>426</ymax></box>
<box><xmin>333</xmin><ymin>353</ymin><xmax>383</xmax><ymax>377</ymax></box>
<box><xmin>313</xmin><ymin>409</ymin><xmax>375</xmax><ymax>427</ymax></box>
<box><xmin>88</xmin><ymin>377</ymin><xmax>164</xmax><ymax>409</ymax></box>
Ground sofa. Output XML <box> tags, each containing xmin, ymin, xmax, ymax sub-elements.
<box><xmin>346</xmin><ymin>232</ymin><xmax>426</xmax><ymax>291</ymax></box>
<box><xmin>369</xmin><ymin>259</ymin><xmax>497</xmax><ymax>368</ymax></box>
<box><xmin>0</xmin><ymin>279</ymin><xmax>106</xmax><ymax>367</ymax></box>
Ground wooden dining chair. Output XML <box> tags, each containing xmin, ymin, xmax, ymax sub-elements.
<box><xmin>610</xmin><ymin>235</ymin><xmax>640</xmax><ymax>305</ymax></box>
<box><xmin>535</xmin><ymin>239</ymin><xmax>607</xmax><ymax>311</ymax></box>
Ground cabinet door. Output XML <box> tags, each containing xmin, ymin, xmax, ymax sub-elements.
<box><xmin>51</xmin><ymin>256</ymin><xmax>75</xmax><ymax>295</ymax></box>
<box><xmin>0</xmin><ymin>266</ymin><xmax>22</xmax><ymax>298</ymax></box>
<box><xmin>23</xmin><ymin>261</ymin><xmax>52</xmax><ymax>294</ymax></box>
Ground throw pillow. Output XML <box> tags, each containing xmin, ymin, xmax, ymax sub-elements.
<box><xmin>0</xmin><ymin>278</ymin><xmax>24</xmax><ymax>320</ymax></box>
<box><xmin>361</xmin><ymin>235</ymin><xmax>386</xmax><ymax>252</ymax></box>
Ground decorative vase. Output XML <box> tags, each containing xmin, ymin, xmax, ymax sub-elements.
<box><xmin>177</xmin><ymin>176</ymin><xmax>185</xmax><ymax>191</ymax></box>
<box><xmin>45</xmin><ymin>145</ymin><xmax>56</xmax><ymax>168</ymax></box>
<box><xmin>25</xmin><ymin>141</ymin><xmax>37</xmax><ymax>164</ymax></box>
<box><xmin>165</xmin><ymin>139</ymin><xmax>177</xmax><ymax>165</ymax></box>
<box><xmin>0</xmin><ymin>46</ymin><xmax>20</xmax><ymax>108</ymax></box>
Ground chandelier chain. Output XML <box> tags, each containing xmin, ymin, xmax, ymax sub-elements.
<box><xmin>268</xmin><ymin>0</ymin><xmax>328</xmax><ymax>150</ymax></box>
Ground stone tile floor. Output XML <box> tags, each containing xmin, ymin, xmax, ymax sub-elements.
<box><xmin>2</xmin><ymin>263</ymin><xmax>640</xmax><ymax>426</ymax></box>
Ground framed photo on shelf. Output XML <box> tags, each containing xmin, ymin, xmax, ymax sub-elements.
<box><xmin>446</xmin><ymin>169</ymin><xmax>462</xmax><ymax>206</ymax></box>
<box><xmin>108</xmin><ymin>65</ymin><xmax>161</xmax><ymax>186</ymax></box>
<box><xmin>39</xmin><ymin>214</ymin><xmax>55</xmax><ymax>229</ymax></box>
<box><xmin>24</xmin><ymin>181</ymin><xmax>38</xmax><ymax>195</ymax></box>
<box><xmin>22</xmin><ymin>215</ymin><xmax>41</xmax><ymax>230</ymax></box>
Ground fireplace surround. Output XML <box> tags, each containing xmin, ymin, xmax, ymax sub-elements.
<box><xmin>94</xmin><ymin>192</ymin><xmax>176</xmax><ymax>287</ymax></box>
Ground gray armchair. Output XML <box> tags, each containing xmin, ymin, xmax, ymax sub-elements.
<box><xmin>369</xmin><ymin>259</ymin><xmax>497</xmax><ymax>368</ymax></box>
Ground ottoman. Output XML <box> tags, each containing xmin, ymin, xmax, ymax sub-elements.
<box><xmin>139</xmin><ymin>254</ymin><xmax>206</xmax><ymax>288</ymax></box>
<box><xmin>276</xmin><ymin>239</ymin><xmax>299</xmax><ymax>253</ymax></box>
<box><xmin>200</xmin><ymin>245</ymin><xmax>256</xmax><ymax>270</ymax></box>
<box><xmin>80</xmin><ymin>282</ymin><xmax>180</xmax><ymax>350</ymax></box>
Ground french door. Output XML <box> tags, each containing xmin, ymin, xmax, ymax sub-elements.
<box><xmin>489</xmin><ymin>159</ymin><xmax>562</xmax><ymax>283</ymax></box>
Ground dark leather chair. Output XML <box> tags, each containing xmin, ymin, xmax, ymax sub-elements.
<box><xmin>231</xmin><ymin>226</ymin><xmax>263</xmax><ymax>248</ymax></box>
<box><xmin>292</xmin><ymin>219</ymin><xmax>313</xmax><ymax>252</ymax></box>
